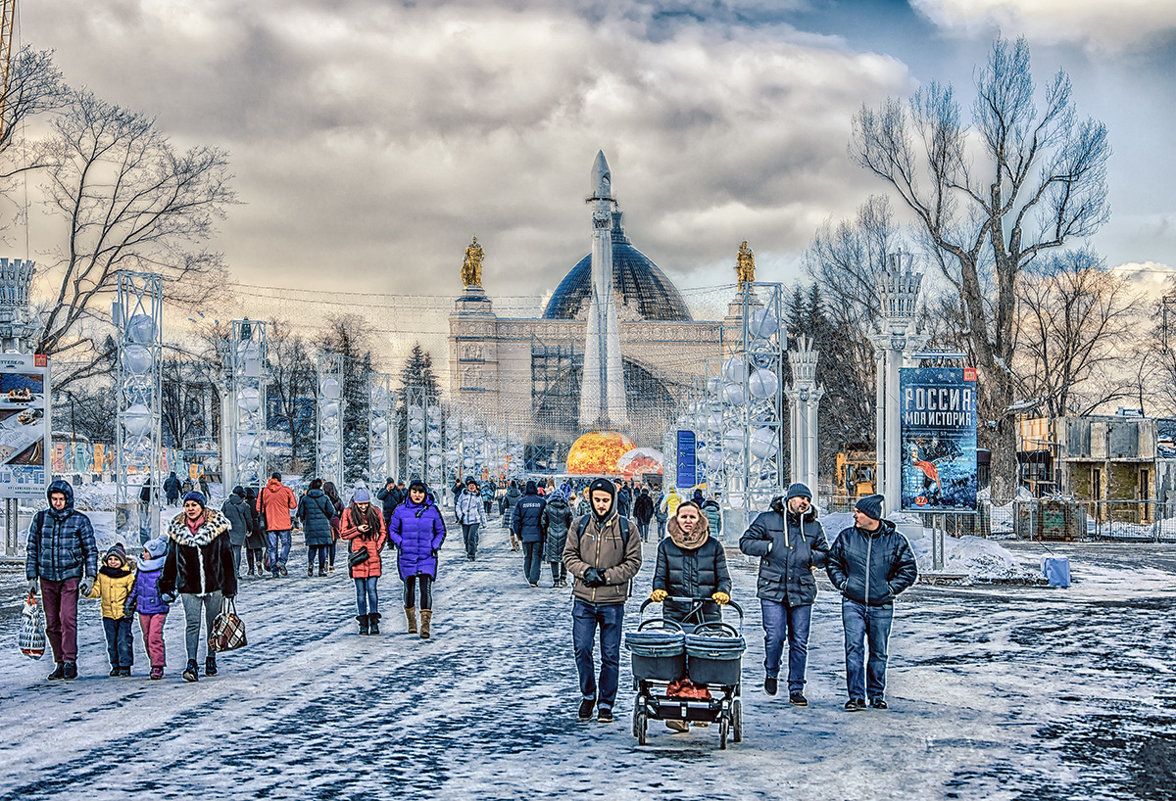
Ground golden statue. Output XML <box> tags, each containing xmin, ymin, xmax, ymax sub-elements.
<box><xmin>461</xmin><ymin>236</ymin><xmax>484</xmax><ymax>288</ymax></box>
<box><xmin>735</xmin><ymin>240</ymin><xmax>755</xmax><ymax>288</ymax></box>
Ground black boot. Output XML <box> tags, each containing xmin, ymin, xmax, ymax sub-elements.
<box><xmin>205</xmin><ymin>655</ymin><xmax>217</xmax><ymax>676</ymax></box>
<box><xmin>63</xmin><ymin>661</ymin><xmax>77</xmax><ymax>680</ymax></box>
<box><xmin>368</xmin><ymin>613</ymin><xmax>381</xmax><ymax>634</ymax></box>
<box><xmin>357</xmin><ymin>614</ymin><xmax>370</xmax><ymax>635</ymax></box>
<box><xmin>48</xmin><ymin>662</ymin><xmax>65</xmax><ymax>681</ymax></box>
<box><xmin>182</xmin><ymin>659</ymin><xmax>199</xmax><ymax>682</ymax></box>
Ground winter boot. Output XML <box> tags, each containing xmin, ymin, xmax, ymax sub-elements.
<box><xmin>419</xmin><ymin>609</ymin><xmax>432</xmax><ymax>640</ymax></box>
<box><xmin>110</xmin><ymin>666</ymin><xmax>121</xmax><ymax>677</ymax></box>
<box><xmin>182</xmin><ymin>660</ymin><xmax>199</xmax><ymax>682</ymax></box>
<box><xmin>48</xmin><ymin>662</ymin><xmax>65</xmax><ymax>681</ymax></box>
<box><xmin>405</xmin><ymin>607</ymin><xmax>417</xmax><ymax>634</ymax></box>
<box><xmin>149</xmin><ymin>666</ymin><xmax>164</xmax><ymax>680</ymax></box>
<box><xmin>308</xmin><ymin>565</ymin><xmax>314</xmax><ymax>577</ymax></box>
<box><xmin>63</xmin><ymin>661</ymin><xmax>78</xmax><ymax>680</ymax></box>
<box><xmin>205</xmin><ymin>655</ymin><xmax>217</xmax><ymax>677</ymax></box>
<box><xmin>369</xmin><ymin>613</ymin><xmax>381</xmax><ymax>635</ymax></box>
<box><xmin>357</xmin><ymin>614</ymin><xmax>370</xmax><ymax>635</ymax></box>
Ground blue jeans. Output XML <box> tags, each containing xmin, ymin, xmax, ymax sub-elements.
<box><xmin>761</xmin><ymin>600</ymin><xmax>812</xmax><ymax>694</ymax></box>
<box><xmin>103</xmin><ymin>617</ymin><xmax>134</xmax><ymax>668</ymax></box>
<box><xmin>355</xmin><ymin>577</ymin><xmax>379</xmax><ymax>616</ymax></box>
<box><xmin>572</xmin><ymin>599</ymin><xmax>624</xmax><ymax>710</ymax></box>
<box><xmin>842</xmin><ymin>598</ymin><xmax>894</xmax><ymax>700</ymax></box>
<box><xmin>656</xmin><ymin>519</ymin><xmax>666</xmax><ymax>539</ymax></box>
<box><xmin>267</xmin><ymin>530</ymin><xmax>291</xmax><ymax>573</ymax></box>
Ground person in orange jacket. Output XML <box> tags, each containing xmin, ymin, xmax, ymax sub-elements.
<box><xmin>256</xmin><ymin>472</ymin><xmax>297</xmax><ymax>578</ymax></box>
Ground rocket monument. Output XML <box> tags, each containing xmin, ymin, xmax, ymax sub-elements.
<box><xmin>579</xmin><ymin>150</ymin><xmax>629</xmax><ymax>430</ymax></box>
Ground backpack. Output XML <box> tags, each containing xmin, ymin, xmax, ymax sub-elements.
<box><xmin>574</xmin><ymin>514</ymin><xmax>630</xmax><ymax>549</ymax></box>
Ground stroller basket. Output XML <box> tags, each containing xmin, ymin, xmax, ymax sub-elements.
<box><xmin>685</xmin><ymin>633</ymin><xmax>745</xmax><ymax>686</ymax></box>
<box><xmin>626</xmin><ymin>629</ymin><xmax>686</xmax><ymax>682</ymax></box>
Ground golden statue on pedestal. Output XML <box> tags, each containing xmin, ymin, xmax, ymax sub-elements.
<box><xmin>735</xmin><ymin>240</ymin><xmax>755</xmax><ymax>289</ymax></box>
<box><xmin>462</xmin><ymin>236</ymin><xmax>484</xmax><ymax>288</ymax></box>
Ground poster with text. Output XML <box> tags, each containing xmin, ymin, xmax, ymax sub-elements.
<box><xmin>899</xmin><ymin>366</ymin><xmax>978</xmax><ymax>513</ymax></box>
<box><xmin>0</xmin><ymin>354</ymin><xmax>50</xmax><ymax>500</ymax></box>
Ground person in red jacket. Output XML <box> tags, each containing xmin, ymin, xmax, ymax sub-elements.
<box><xmin>339</xmin><ymin>489</ymin><xmax>387</xmax><ymax>635</ymax></box>
<box><xmin>256</xmin><ymin>472</ymin><xmax>297</xmax><ymax>578</ymax></box>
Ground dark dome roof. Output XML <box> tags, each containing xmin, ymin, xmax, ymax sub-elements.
<box><xmin>542</xmin><ymin>212</ymin><xmax>693</xmax><ymax>321</ymax></box>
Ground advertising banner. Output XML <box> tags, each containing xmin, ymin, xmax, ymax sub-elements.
<box><xmin>0</xmin><ymin>354</ymin><xmax>51</xmax><ymax>500</ymax></box>
<box><xmin>899</xmin><ymin>366</ymin><xmax>978</xmax><ymax>513</ymax></box>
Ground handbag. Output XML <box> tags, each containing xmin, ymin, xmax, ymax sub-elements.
<box><xmin>208</xmin><ymin>598</ymin><xmax>247</xmax><ymax>652</ymax></box>
<box><xmin>19</xmin><ymin>590</ymin><xmax>46</xmax><ymax>660</ymax></box>
<box><xmin>348</xmin><ymin>547</ymin><xmax>370</xmax><ymax>568</ymax></box>
<box><xmin>256</xmin><ymin>487</ymin><xmax>268</xmax><ymax>531</ymax></box>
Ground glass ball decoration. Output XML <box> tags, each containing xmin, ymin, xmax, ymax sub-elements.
<box><xmin>321</xmin><ymin>377</ymin><xmax>341</xmax><ymax>400</ymax></box>
<box><xmin>748</xmin><ymin>308</ymin><xmax>778</xmax><ymax>340</ymax></box>
<box><xmin>748</xmin><ymin>369</ymin><xmax>777</xmax><ymax>399</ymax></box>
<box><xmin>121</xmin><ymin>404</ymin><xmax>152</xmax><ymax>437</ymax></box>
<box><xmin>237</xmin><ymin>387</ymin><xmax>261</xmax><ymax>413</ymax></box>
<box><xmin>121</xmin><ymin>345</ymin><xmax>153</xmax><ymax>375</ymax></box>
<box><xmin>749</xmin><ymin>427</ymin><xmax>777</xmax><ymax>460</ymax></box>
<box><xmin>371</xmin><ymin>417</ymin><xmax>389</xmax><ymax>436</ymax></box>
<box><xmin>722</xmin><ymin>427</ymin><xmax>745</xmax><ymax>453</ymax></box>
<box><xmin>236</xmin><ymin>435</ymin><xmax>260</xmax><ymax>460</ymax></box>
<box><xmin>722</xmin><ymin>357</ymin><xmax>745</xmax><ymax>383</ymax></box>
<box><xmin>127</xmin><ymin>314</ymin><xmax>157</xmax><ymax>346</ymax></box>
<box><xmin>721</xmin><ymin>382</ymin><xmax>745</xmax><ymax>406</ymax></box>
<box><xmin>407</xmin><ymin>444</ymin><xmax>424</xmax><ymax>459</ymax></box>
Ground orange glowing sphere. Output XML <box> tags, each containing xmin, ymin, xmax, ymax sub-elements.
<box><xmin>566</xmin><ymin>430</ymin><xmax>638</xmax><ymax>475</ymax></box>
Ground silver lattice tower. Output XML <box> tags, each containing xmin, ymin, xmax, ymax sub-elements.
<box><xmin>579</xmin><ymin>150</ymin><xmax>629</xmax><ymax>431</ymax></box>
<box><xmin>0</xmin><ymin>258</ymin><xmax>35</xmax><ymax>351</ymax></box>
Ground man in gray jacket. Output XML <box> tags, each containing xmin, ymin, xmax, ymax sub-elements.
<box><xmin>826</xmin><ymin>494</ymin><xmax>918</xmax><ymax>711</ymax></box>
<box><xmin>740</xmin><ymin>483</ymin><xmax>828</xmax><ymax>705</ymax></box>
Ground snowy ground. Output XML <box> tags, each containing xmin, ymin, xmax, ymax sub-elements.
<box><xmin>1</xmin><ymin>517</ymin><xmax>1174</xmax><ymax>800</ymax></box>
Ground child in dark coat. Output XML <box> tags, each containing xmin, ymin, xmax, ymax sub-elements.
<box><xmin>126</xmin><ymin>537</ymin><xmax>171</xmax><ymax>679</ymax></box>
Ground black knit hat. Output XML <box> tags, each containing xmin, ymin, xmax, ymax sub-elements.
<box><xmin>785</xmin><ymin>483</ymin><xmax>812</xmax><ymax>501</ymax></box>
<box><xmin>855</xmin><ymin>494</ymin><xmax>884</xmax><ymax>520</ymax></box>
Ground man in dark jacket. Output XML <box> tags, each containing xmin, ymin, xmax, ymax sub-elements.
<box><xmin>826</xmin><ymin>494</ymin><xmax>918</xmax><ymax>712</ymax></box>
<box><xmin>26</xmin><ymin>479</ymin><xmax>98</xmax><ymax>681</ymax></box>
<box><xmin>540</xmin><ymin>491</ymin><xmax>573</xmax><ymax>586</ymax></box>
<box><xmin>512</xmin><ymin>480</ymin><xmax>547</xmax><ymax>587</ymax></box>
<box><xmin>739</xmin><ymin>483</ymin><xmax>829</xmax><ymax>705</ymax></box>
<box><xmin>377</xmin><ymin>478</ymin><xmax>398</xmax><ymax>523</ymax></box>
<box><xmin>221</xmin><ymin>486</ymin><xmax>252</xmax><ymax>577</ymax></box>
<box><xmin>164</xmin><ymin>471</ymin><xmax>182</xmax><ymax>505</ymax></box>
<box><xmin>562</xmin><ymin>478</ymin><xmax>643</xmax><ymax>724</ymax></box>
<box><xmin>616</xmin><ymin>482</ymin><xmax>633</xmax><ymax>519</ymax></box>
<box><xmin>632</xmin><ymin>488</ymin><xmax>655</xmax><ymax>542</ymax></box>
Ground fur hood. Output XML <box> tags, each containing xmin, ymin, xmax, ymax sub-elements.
<box><xmin>167</xmin><ymin>509</ymin><xmax>232</xmax><ymax>547</ymax></box>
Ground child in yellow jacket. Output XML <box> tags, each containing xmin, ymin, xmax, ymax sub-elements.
<box><xmin>86</xmin><ymin>543</ymin><xmax>137</xmax><ymax>677</ymax></box>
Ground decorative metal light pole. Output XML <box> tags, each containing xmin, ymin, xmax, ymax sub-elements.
<box><xmin>873</xmin><ymin>253</ymin><xmax>925</xmax><ymax>512</ymax></box>
<box><xmin>787</xmin><ymin>335</ymin><xmax>825</xmax><ymax>504</ymax></box>
<box><xmin>115</xmin><ymin>271</ymin><xmax>163</xmax><ymax>543</ymax></box>
<box><xmin>0</xmin><ymin>258</ymin><xmax>35</xmax><ymax>352</ymax></box>
<box><xmin>229</xmin><ymin>318</ymin><xmax>267</xmax><ymax>492</ymax></box>
<box><xmin>405</xmin><ymin>385</ymin><xmax>427</xmax><ymax>482</ymax></box>
<box><xmin>316</xmin><ymin>353</ymin><xmax>344</xmax><ymax>489</ymax></box>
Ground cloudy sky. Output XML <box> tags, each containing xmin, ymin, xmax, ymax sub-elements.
<box><xmin>18</xmin><ymin>0</ymin><xmax>1176</xmax><ymax>304</ymax></box>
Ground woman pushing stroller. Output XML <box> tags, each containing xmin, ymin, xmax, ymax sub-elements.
<box><xmin>649</xmin><ymin>500</ymin><xmax>732</xmax><ymax>731</ymax></box>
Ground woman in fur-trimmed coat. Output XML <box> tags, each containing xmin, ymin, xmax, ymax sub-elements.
<box><xmin>159</xmin><ymin>491</ymin><xmax>236</xmax><ymax>683</ymax></box>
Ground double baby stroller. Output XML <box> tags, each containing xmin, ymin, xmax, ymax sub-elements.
<box><xmin>625</xmin><ymin>596</ymin><xmax>746</xmax><ymax>748</ymax></box>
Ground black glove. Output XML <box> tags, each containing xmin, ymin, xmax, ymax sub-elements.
<box><xmin>159</xmin><ymin>591</ymin><xmax>177</xmax><ymax>605</ymax></box>
<box><xmin>78</xmin><ymin>578</ymin><xmax>93</xmax><ymax>597</ymax></box>
<box><xmin>583</xmin><ymin>567</ymin><xmax>605</xmax><ymax>587</ymax></box>
<box><xmin>122</xmin><ymin>600</ymin><xmax>136</xmax><ymax>619</ymax></box>
<box><xmin>26</xmin><ymin>578</ymin><xmax>37</xmax><ymax>595</ymax></box>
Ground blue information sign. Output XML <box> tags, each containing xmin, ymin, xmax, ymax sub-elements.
<box><xmin>676</xmin><ymin>430</ymin><xmax>697</xmax><ymax>488</ymax></box>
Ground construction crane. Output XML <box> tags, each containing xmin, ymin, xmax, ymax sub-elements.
<box><xmin>0</xmin><ymin>0</ymin><xmax>16</xmax><ymax>145</ymax></box>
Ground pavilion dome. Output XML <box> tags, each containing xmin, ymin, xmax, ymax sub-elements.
<box><xmin>542</xmin><ymin>211</ymin><xmax>693</xmax><ymax>322</ymax></box>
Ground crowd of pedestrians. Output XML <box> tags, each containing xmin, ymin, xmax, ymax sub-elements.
<box><xmin>23</xmin><ymin>471</ymin><xmax>920</xmax><ymax>725</ymax></box>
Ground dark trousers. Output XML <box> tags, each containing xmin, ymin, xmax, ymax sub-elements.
<box><xmin>842</xmin><ymin>598</ymin><xmax>894</xmax><ymax>700</ymax></box>
<box><xmin>549</xmin><ymin>560</ymin><xmax>566</xmax><ymax>583</ymax></box>
<box><xmin>41</xmin><ymin>577</ymin><xmax>80</xmax><ymax>663</ymax></box>
<box><xmin>308</xmin><ymin>544</ymin><xmax>329</xmax><ymax>570</ymax></box>
<box><xmin>231</xmin><ymin>545</ymin><xmax>242</xmax><ymax>576</ymax></box>
<box><xmin>522</xmin><ymin>541</ymin><xmax>543</xmax><ymax>585</ymax></box>
<box><xmin>762</xmin><ymin>600</ymin><xmax>813</xmax><ymax>694</ymax></box>
<box><xmin>103</xmin><ymin>617</ymin><xmax>135</xmax><ymax>668</ymax></box>
<box><xmin>572</xmin><ymin>599</ymin><xmax>624</xmax><ymax>710</ymax></box>
<box><xmin>461</xmin><ymin>523</ymin><xmax>480</xmax><ymax>558</ymax></box>
<box><xmin>404</xmin><ymin>575</ymin><xmax>433</xmax><ymax>610</ymax></box>
<box><xmin>246</xmin><ymin>547</ymin><xmax>264</xmax><ymax>572</ymax></box>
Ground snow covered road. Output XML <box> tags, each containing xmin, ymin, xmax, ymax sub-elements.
<box><xmin>1</xmin><ymin>527</ymin><xmax>1174</xmax><ymax>800</ymax></box>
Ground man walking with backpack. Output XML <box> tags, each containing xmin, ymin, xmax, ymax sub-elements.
<box><xmin>562</xmin><ymin>478</ymin><xmax>642</xmax><ymax>724</ymax></box>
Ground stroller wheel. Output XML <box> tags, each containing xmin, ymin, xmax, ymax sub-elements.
<box><xmin>732</xmin><ymin>700</ymin><xmax>743</xmax><ymax>743</ymax></box>
<box><xmin>636</xmin><ymin>710</ymin><xmax>648</xmax><ymax>745</ymax></box>
<box><xmin>719</xmin><ymin>716</ymin><xmax>730</xmax><ymax>749</ymax></box>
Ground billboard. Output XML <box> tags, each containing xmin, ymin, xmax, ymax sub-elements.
<box><xmin>899</xmin><ymin>366</ymin><xmax>978</xmax><ymax>513</ymax></box>
<box><xmin>0</xmin><ymin>354</ymin><xmax>51</xmax><ymax>500</ymax></box>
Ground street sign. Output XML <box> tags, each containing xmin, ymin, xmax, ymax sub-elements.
<box><xmin>675</xmin><ymin>429</ymin><xmax>696</xmax><ymax>488</ymax></box>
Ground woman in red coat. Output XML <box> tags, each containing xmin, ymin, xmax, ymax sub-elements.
<box><xmin>339</xmin><ymin>489</ymin><xmax>387</xmax><ymax>635</ymax></box>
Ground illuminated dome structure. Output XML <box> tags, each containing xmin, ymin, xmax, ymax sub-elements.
<box><xmin>566</xmin><ymin>430</ymin><xmax>637</xmax><ymax>475</ymax></box>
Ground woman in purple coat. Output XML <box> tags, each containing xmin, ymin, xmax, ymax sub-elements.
<box><xmin>387</xmin><ymin>481</ymin><xmax>446</xmax><ymax>640</ymax></box>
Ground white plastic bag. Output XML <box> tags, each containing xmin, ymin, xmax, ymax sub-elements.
<box><xmin>19</xmin><ymin>591</ymin><xmax>46</xmax><ymax>660</ymax></box>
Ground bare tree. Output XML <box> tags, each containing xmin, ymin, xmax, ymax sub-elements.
<box><xmin>1013</xmin><ymin>250</ymin><xmax>1136</xmax><ymax>417</ymax></box>
<box><xmin>0</xmin><ymin>46</ymin><xmax>65</xmax><ymax>170</ymax></box>
<box><xmin>266</xmin><ymin>319</ymin><xmax>316</xmax><ymax>470</ymax></box>
<box><xmin>850</xmin><ymin>36</ymin><xmax>1111</xmax><ymax>495</ymax></box>
<box><xmin>803</xmin><ymin>195</ymin><xmax>902</xmax><ymax>459</ymax></box>
<box><xmin>33</xmin><ymin>88</ymin><xmax>236</xmax><ymax>389</ymax></box>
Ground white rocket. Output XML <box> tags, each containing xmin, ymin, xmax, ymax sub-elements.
<box><xmin>579</xmin><ymin>150</ymin><xmax>629</xmax><ymax>431</ymax></box>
